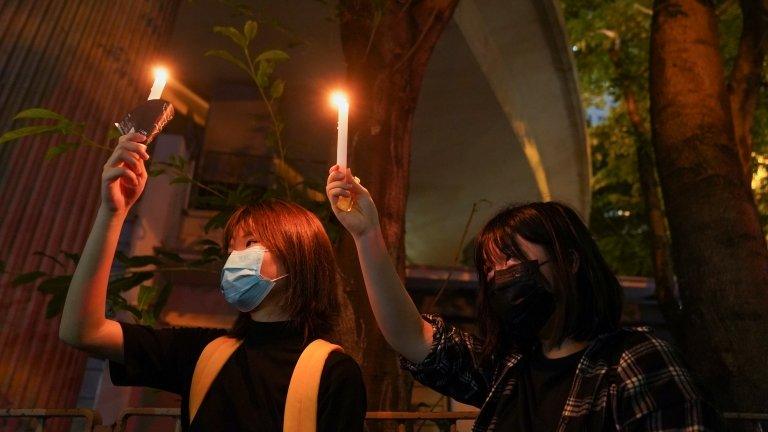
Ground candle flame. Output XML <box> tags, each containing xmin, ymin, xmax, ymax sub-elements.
<box><xmin>148</xmin><ymin>66</ymin><xmax>170</xmax><ymax>100</ymax></box>
<box><xmin>330</xmin><ymin>91</ymin><xmax>349</xmax><ymax>109</ymax></box>
<box><xmin>153</xmin><ymin>67</ymin><xmax>169</xmax><ymax>82</ymax></box>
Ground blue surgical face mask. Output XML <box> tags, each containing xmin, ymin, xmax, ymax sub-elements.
<box><xmin>221</xmin><ymin>245</ymin><xmax>288</xmax><ymax>312</ymax></box>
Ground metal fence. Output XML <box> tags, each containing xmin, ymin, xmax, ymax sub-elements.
<box><xmin>1</xmin><ymin>408</ymin><xmax>766</xmax><ymax>431</ymax></box>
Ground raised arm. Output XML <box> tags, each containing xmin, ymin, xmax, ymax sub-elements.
<box><xmin>59</xmin><ymin>133</ymin><xmax>150</xmax><ymax>362</ymax></box>
<box><xmin>326</xmin><ymin>166</ymin><xmax>433</xmax><ymax>363</ymax></box>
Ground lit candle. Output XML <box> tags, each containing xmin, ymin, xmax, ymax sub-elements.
<box><xmin>148</xmin><ymin>67</ymin><xmax>169</xmax><ymax>100</ymax></box>
<box><xmin>331</xmin><ymin>91</ymin><xmax>349</xmax><ymax>168</ymax></box>
<box><xmin>331</xmin><ymin>91</ymin><xmax>352</xmax><ymax>211</ymax></box>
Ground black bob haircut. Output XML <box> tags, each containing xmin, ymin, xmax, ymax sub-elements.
<box><xmin>474</xmin><ymin>201</ymin><xmax>624</xmax><ymax>361</ymax></box>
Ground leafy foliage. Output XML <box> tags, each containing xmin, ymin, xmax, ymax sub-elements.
<box><xmin>205</xmin><ymin>20</ymin><xmax>292</xmax><ymax>183</ymax></box>
<box><xmin>0</xmin><ymin>108</ymin><xmax>117</xmax><ymax>158</ymax></box>
<box><xmin>561</xmin><ymin>0</ymin><xmax>768</xmax><ymax>276</ymax></box>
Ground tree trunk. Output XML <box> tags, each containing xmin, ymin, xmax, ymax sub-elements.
<box><xmin>335</xmin><ymin>0</ymin><xmax>459</xmax><ymax>418</ymax></box>
<box><xmin>650</xmin><ymin>0</ymin><xmax>768</xmax><ymax>413</ymax></box>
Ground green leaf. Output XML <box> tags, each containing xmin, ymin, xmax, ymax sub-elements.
<box><xmin>155</xmin><ymin>248</ymin><xmax>185</xmax><ymax>263</ymax></box>
<box><xmin>109</xmin><ymin>272</ymin><xmax>154</xmax><ymax>292</ymax></box>
<box><xmin>205</xmin><ymin>49</ymin><xmax>250</xmax><ymax>75</ymax></box>
<box><xmin>151</xmin><ymin>282</ymin><xmax>173</xmax><ymax>322</ymax></box>
<box><xmin>44</xmin><ymin>142</ymin><xmax>79</xmax><ymax>161</ymax></box>
<box><xmin>11</xmin><ymin>271</ymin><xmax>48</xmax><ymax>287</ymax></box>
<box><xmin>244</xmin><ymin>20</ymin><xmax>258</xmax><ymax>42</ymax></box>
<box><xmin>108</xmin><ymin>125</ymin><xmax>122</xmax><ymax>140</ymax></box>
<box><xmin>137</xmin><ymin>284</ymin><xmax>158</xmax><ymax>310</ymax></box>
<box><xmin>121</xmin><ymin>303</ymin><xmax>142</xmax><ymax>320</ymax></box>
<box><xmin>204</xmin><ymin>210</ymin><xmax>232</xmax><ymax>233</ymax></box>
<box><xmin>194</xmin><ymin>238</ymin><xmax>222</xmax><ymax>248</ymax></box>
<box><xmin>188</xmin><ymin>257</ymin><xmax>216</xmax><ymax>267</ymax></box>
<box><xmin>14</xmin><ymin>108</ymin><xmax>66</xmax><ymax>121</ymax></box>
<box><xmin>45</xmin><ymin>290</ymin><xmax>67</xmax><ymax>318</ymax></box>
<box><xmin>62</xmin><ymin>251</ymin><xmax>80</xmax><ymax>265</ymax></box>
<box><xmin>37</xmin><ymin>275</ymin><xmax>72</xmax><ymax>294</ymax></box>
<box><xmin>0</xmin><ymin>125</ymin><xmax>63</xmax><ymax>145</ymax></box>
<box><xmin>115</xmin><ymin>252</ymin><xmax>163</xmax><ymax>268</ymax></box>
<box><xmin>202</xmin><ymin>245</ymin><xmax>223</xmax><ymax>260</ymax></box>
<box><xmin>32</xmin><ymin>251</ymin><xmax>65</xmax><ymax>267</ymax></box>
<box><xmin>107</xmin><ymin>292</ymin><xmax>135</xmax><ymax>318</ymax></box>
<box><xmin>255</xmin><ymin>50</ymin><xmax>289</xmax><ymax>63</ymax></box>
<box><xmin>270</xmin><ymin>79</ymin><xmax>285</xmax><ymax>99</ymax></box>
<box><xmin>213</xmin><ymin>26</ymin><xmax>247</xmax><ymax>47</ymax></box>
<box><xmin>256</xmin><ymin>60</ymin><xmax>273</xmax><ymax>88</ymax></box>
<box><xmin>142</xmin><ymin>282</ymin><xmax>173</xmax><ymax>321</ymax></box>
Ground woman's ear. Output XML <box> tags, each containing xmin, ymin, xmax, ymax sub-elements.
<box><xmin>569</xmin><ymin>250</ymin><xmax>579</xmax><ymax>274</ymax></box>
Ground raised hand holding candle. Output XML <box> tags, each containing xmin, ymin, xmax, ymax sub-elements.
<box><xmin>116</xmin><ymin>66</ymin><xmax>175</xmax><ymax>143</ymax></box>
<box><xmin>331</xmin><ymin>91</ymin><xmax>353</xmax><ymax>212</ymax></box>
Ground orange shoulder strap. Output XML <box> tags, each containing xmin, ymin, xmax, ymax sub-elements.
<box><xmin>283</xmin><ymin>339</ymin><xmax>343</xmax><ymax>432</ymax></box>
<box><xmin>189</xmin><ymin>336</ymin><xmax>243</xmax><ymax>424</ymax></box>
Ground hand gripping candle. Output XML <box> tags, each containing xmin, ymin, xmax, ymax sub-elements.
<box><xmin>115</xmin><ymin>67</ymin><xmax>175</xmax><ymax>143</ymax></box>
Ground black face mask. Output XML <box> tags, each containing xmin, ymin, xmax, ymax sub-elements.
<box><xmin>488</xmin><ymin>260</ymin><xmax>556</xmax><ymax>342</ymax></box>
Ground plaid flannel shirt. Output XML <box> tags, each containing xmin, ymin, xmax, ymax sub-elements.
<box><xmin>400</xmin><ymin>314</ymin><xmax>723</xmax><ymax>432</ymax></box>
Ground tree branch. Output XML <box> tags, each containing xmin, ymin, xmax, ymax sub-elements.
<box><xmin>606</xmin><ymin>33</ymin><xmax>681</xmax><ymax>320</ymax></box>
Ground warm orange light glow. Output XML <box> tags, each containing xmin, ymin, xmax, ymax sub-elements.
<box><xmin>330</xmin><ymin>91</ymin><xmax>349</xmax><ymax>109</ymax></box>
<box><xmin>153</xmin><ymin>67</ymin><xmax>169</xmax><ymax>82</ymax></box>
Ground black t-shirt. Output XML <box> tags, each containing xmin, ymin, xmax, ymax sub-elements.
<box><xmin>494</xmin><ymin>345</ymin><xmax>585</xmax><ymax>431</ymax></box>
<box><xmin>109</xmin><ymin>319</ymin><xmax>367</xmax><ymax>432</ymax></box>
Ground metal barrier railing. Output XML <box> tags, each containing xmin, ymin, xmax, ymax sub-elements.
<box><xmin>366</xmin><ymin>411</ymin><xmax>477</xmax><ymax>432</ymax></box>
<box><xmin>0</xmin><ymin>408</ymin><xmax>102</xmax><ymax>431</ymax></box>
<box><xmin>0</xmin><ymin>408</ymin><xmax>765</xmax><ymax>431</ymax></box>
<box><xmin>111</xmin><ymin>409</ymin><xmax>478</xmax><ymax>432</ymax></box>
<box><xmin>112</xmin><ymin>408</ymin><xmax>181</xmax><ymax>432</ymax></box>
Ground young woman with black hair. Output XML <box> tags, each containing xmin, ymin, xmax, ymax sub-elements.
<box><xmin>59</xmin><ymin>133</ymin><xmax>366</xmax><ymax>431</ymax></box>
<box><xmin>327</xmin><ymin>165</ymin><xmax>722</xmax><ymax>431</ymax></box>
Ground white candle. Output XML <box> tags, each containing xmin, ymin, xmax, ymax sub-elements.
<box><xmin>331</xmin><ymin>91</ymin><xmax>353</xmax><ymax>211</ymax></box>
<box><xmin>148</xmin><ymin>67</ymin><xmax>169</xmax><ymax>100</ymax></box>
<box><xmin>331</xmin><ymin>91</ymin><xmax>349</xmax><ymax>169</ymax></box>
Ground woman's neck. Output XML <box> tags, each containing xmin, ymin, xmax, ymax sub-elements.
<box><xmin>540</xmin><ymin>337</ymin><xmax>589</xmax><ymax>359</ymax></box>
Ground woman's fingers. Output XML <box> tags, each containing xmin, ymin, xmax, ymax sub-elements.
<box><xmin>328</xmin><ymin>187</ymin><xmax>352</xmax><ymax>198</ymax></box>
<box><xmin>113</xmin><ymin>134</ymin><xmax>150</xmax><ymax>162</ymax></box>
<box><xmin>326</xmin><ymin>166</ymin><xmax>370</xmax><ymax>202</ymax></box>
<box><xmin>327</xmin><ymin>169</ymin><xmax>345</xmax><ymax>185</ymax></box>
<box><xmin>103</xmin><ymin>166</ymin><xmax>139</xmax><ymax>187</ymax></box>
<box><xmin>326</xmin><ymin>181</ymin><xmax>353</xmax><ymax>204</ymax></box>
<box><xmin>114</xmin><ymin>152</ymin><xmax>142</xmax><ymax>172</ymax></box>
<box><xmin>118</xmin><ymin>132</ymin><xmax>146</xmax><ymax>146</ymax></box>
<box><xmin>345</xmin><ymin>168</ymin><xmax>370</xmax><ymax>196</ymax></box>
<box><xmin>105</xmin><ymin>142</ymin><xmax>148</xmax><ymax>177</ymax></box>
<box><xmin>121</xmin><ymin>140</ymin><xmax>150</xmax><ymax>160</ymax></box>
